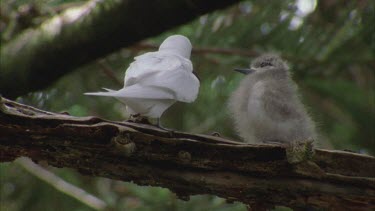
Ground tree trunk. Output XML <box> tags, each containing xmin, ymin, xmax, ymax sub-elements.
<box><xmin>0</xmin><ymin>0</ymin><xmax>242</xmax><ymax>99</ymax></box>
<box><xmin>0</xmin><ymin>97</ymin><xmax>374</xmax><ymax>210</ymax></box>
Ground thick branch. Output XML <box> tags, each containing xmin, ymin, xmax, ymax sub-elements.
<box><xmin>0</xmin><ymin>0</ymin><xmax>242</xmax><ymax>98</ymax></box>
<box><xmin>0</xmin><ymin>97</ymin><xmax>374</xmax><ymax>210</ymax></box>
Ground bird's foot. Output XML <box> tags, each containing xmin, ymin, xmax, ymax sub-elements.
<box><xmin>285</xmin><ymin>139</ymin><xmax>315</xmax><ymax>164</ymax></box>
<box><xmin>127</xmin><ymin>114</ymin><xmax>151</xmax><ymax>124</ymax></box>
<box><xmin>286</xmin><ymin>140</ymin><xmax>324</xmax><ymax>177</ymax></box>
<box><xmin>262</xmin><ymin>140</ymin><xmax>315</xmax><ymax>164</ymax></box>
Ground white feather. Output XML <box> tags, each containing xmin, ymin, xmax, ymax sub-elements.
<box><xmin>85</xmin><ymin>35</ymin><xmax>199</xmax><ymax>118</ymax></box>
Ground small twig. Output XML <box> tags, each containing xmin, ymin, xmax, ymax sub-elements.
<box><xmin>96</xmin><ymin>60</ymin><xmax>123</xmax><ymax>87</ymax></box>
<box><xmin>129</xmin><ymin>42</ymin><xmax>374</xmax><ymax>65</ymax></box>
<box><xmin>16</xmin><ymin>157</ymin><xmax>108</xmax><ymax>211</ymax></box>
<box><xmin>129</xmin><ymin>42</ymin><xmax>258</xmax><ymax>57</ymax></box>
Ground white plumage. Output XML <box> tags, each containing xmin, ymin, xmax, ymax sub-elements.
<box><xmin>85</xmin><ymin>35</ymin><xmax>200</xmax><ymax>118</ymax></box>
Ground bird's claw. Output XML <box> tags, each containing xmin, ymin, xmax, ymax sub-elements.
<box><xmin>127</xmin><ymin>114</ymin><xmax>151</xmax><ymax>124</ymax></box>
<box><xmin>285</xmin><ymin>140</ymin><xmax>315</xmax><ymax>164</ymax></box>
<box><xmin>262</xmin><ymin>140</ymin><xmax>315</xmax><ymax>164</ymax></box>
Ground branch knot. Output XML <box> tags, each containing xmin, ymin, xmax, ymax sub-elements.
<box><xmin>111</xmin><ymin>132</ymin><xmax>136</xmax><ymax>156</ymax></box>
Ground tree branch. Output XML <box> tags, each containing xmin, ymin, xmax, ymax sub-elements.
<box><xmin>16</xmin><ymin>157</ymin><xmax>108</xmax><ymax>210</ymax></box>
<box><xmin>0</xmin><ymin>0</ymin><xmax>243</xmax><ymax>99</ymax></box>
<box><xmin>0</xmin><ymin>97</ymin><xmax>374</xmax><ymax>210</ymax></box>
<box><xmin>96</xmin><ymin>60</ymin><xmax>123</xmax><ymax>87</ymax></box>
<box><xmin>129</xmin><ymin>43</ymin><xmax>375</xmax><ymax>65</ymax></box>
<box><xmin>129</xmin><ymin>42</ymin><xmax>259</xmax><ymax>57</ymax></box>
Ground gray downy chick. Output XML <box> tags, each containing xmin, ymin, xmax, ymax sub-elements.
<box><xmin>228</xmin><ymin>54</ymin><xmax>317</xmax><ymax>162</ymax></box>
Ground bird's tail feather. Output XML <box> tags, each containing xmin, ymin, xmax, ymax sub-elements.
<box><xmin>85</xmin><ymin>86</ymin><xmax>175</xmax><ymax>100</ymax></box>
<box><xmin>84</xmin><ymin>92</ymin><xmax>117</xmax><ymax>97</ymax></box>
<box><xmin>84</xmin><ymin>87</ymin><xmax>117</xmax><ymax>97</ymax></box>
<box><xmin>102</xmin><ymin>88</ymin><xmax>116</xmax><ymax>92</ymax></box>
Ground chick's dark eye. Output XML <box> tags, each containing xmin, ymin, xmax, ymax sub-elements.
<box><xmin>260</xmin><ymin>61</ymin><xmax>272</xmax><ymax>67</ymax></box>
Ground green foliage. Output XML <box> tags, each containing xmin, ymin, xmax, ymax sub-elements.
<box><xmin>1</xmin><ymin>0</ymin><xmax>374</xmax><ymax>210</ymax></box>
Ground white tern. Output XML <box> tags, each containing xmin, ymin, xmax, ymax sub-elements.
<box><xmin>85</xmin><ymin>35</ymin><xmax>200</xmax><ymax>125</ymax></box>
<box><xmin>228</xmin><ymin>54</ymin><xmax>317</xmax><ymax>162</ymax></box>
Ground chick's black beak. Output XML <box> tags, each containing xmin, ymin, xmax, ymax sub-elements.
<box><xmin>234</xmin><ymin>68</ymin><xmax>255</xmax><ymax>75</ymax></box>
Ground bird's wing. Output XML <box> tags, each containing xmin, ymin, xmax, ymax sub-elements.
<box><xmin>124</xmin><ymin>52</ymin><xmax>183</xmax><ymax>87</ymax></box>
<box><xmin>255</xmin><ymin>81</ymin><xmax>300</xmax><ymax>121</ymax></box>
<box><xmin>122</xmin><ymin>52</ymin><xmax>199</xmax><ymax>102</ymax></box>
<box><xmin>149</xmin><ymin>68</ymin><xmax>200</xmax><ymax>102</ymax></box>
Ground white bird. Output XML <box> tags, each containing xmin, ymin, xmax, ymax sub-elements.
<box><xmin>85</xmin><ymin>35</ymin><xmax>200</xmax><ymax>125</ymax></box>
<box><xmin>228</xmin><ymin>54</ymin><xmax>317</xmax><ymax>146</ymax></box>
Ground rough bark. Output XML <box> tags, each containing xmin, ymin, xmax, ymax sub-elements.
<box><xmin>0</xmin><ymin>0</ymin><xmax>242</xmax><ymax>99</ymax></box>
<box><xmin>1</xmin><ymin>97</ymin><xmax>374</xmax><ymax>210</ymax></box>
